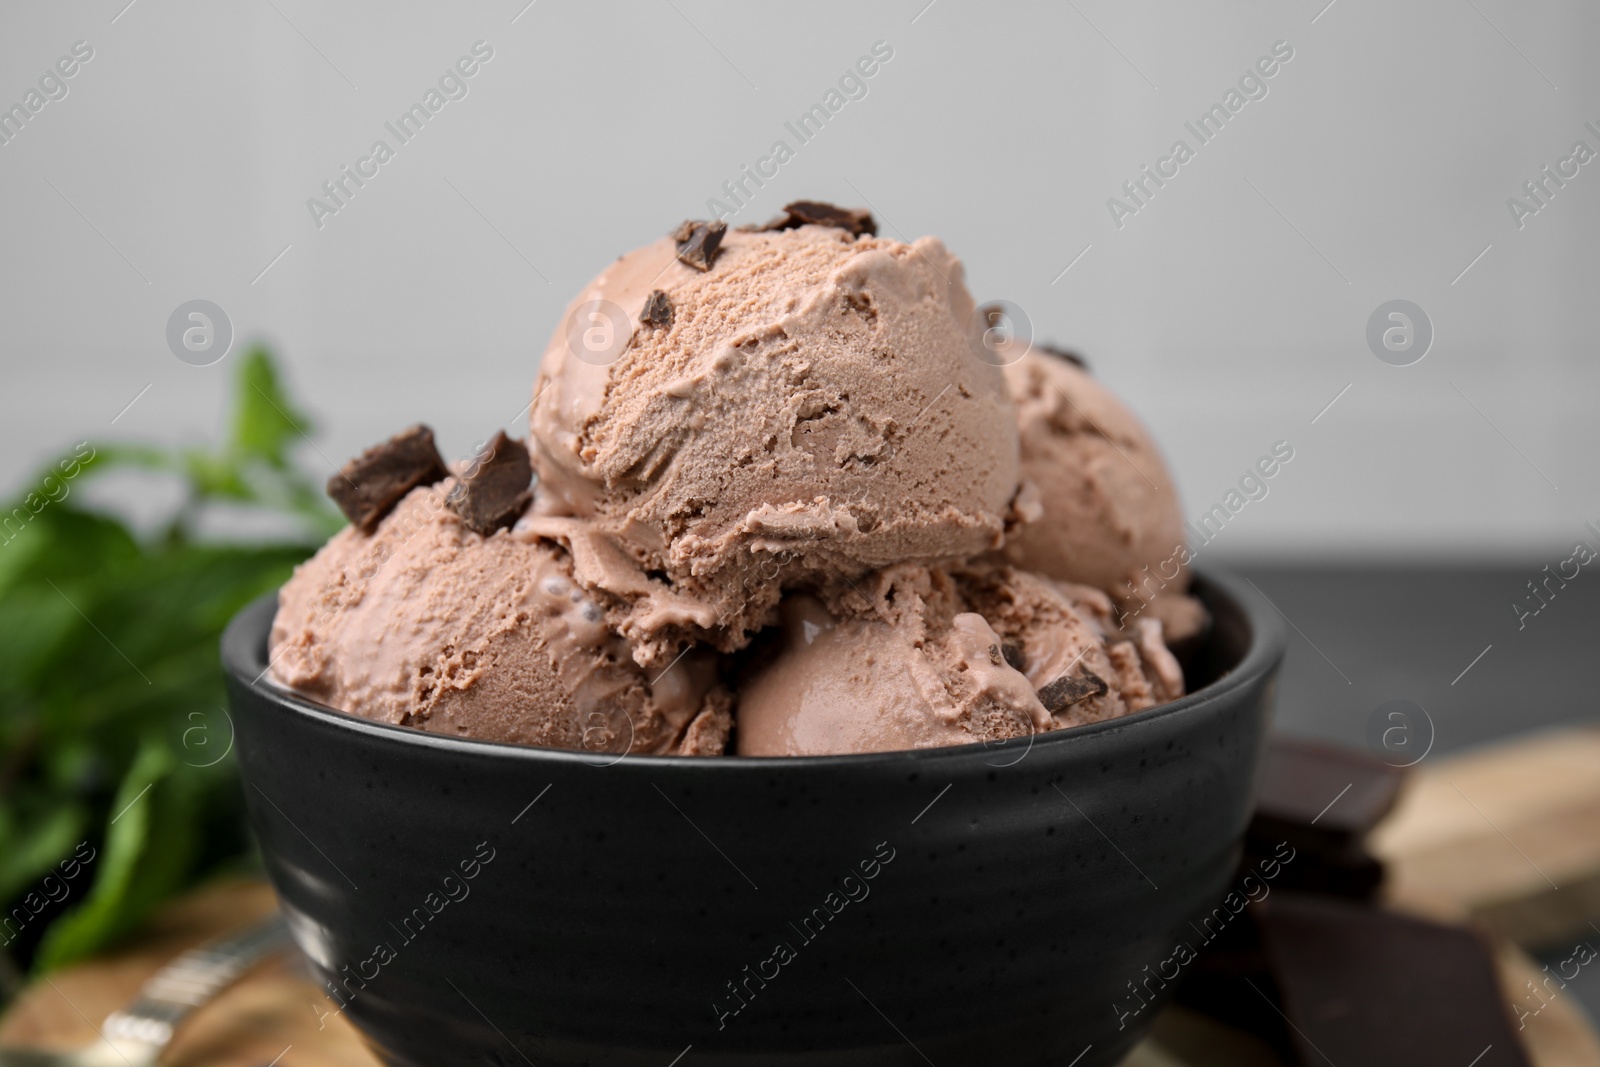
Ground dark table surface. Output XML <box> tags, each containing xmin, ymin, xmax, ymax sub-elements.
<box><xmin>1237</xmin><ymin>563</ymin><xmax>1599</xmax><ymax>756</ymax></box>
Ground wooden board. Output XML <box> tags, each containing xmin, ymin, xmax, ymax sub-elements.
<box><xmin>4</xmin><ymin>725</ymin><xmax>1600</xmax><ymax>1065</ymax></box>
<box><xmin>1373</xmin><ymin>724</ymin><xmax>1600</xmax><ymax>948</ymax></box>
<box><xmin>0</xmin><ymin>881</ymin><xmax>379</xmax><ymax>1067</ymax></box>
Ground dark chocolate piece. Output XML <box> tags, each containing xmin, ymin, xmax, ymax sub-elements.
<box><xmin>1037</xmin><ymin>342</ymin><xmax>1089</xmax><ymax>371</ymax></box>
<box><xmin>674</xmin><ymin>220</ymin><xmax>726</xmax><ymax>271</ymax></box>
<box><xmin>1169</xmin><ymin>906</ymin><xmax>1289</xmax><ymax>1049</ymax></box>
<box><xmin>640</xmin><ymin>289</ymin><xmax>673</xmax><ymax>329</ymax></box>
<box><xmin>1259</xmin><ymin>895</ymin><xmax>1532</xmax><ymax>1066</ymax></box>
<box><xmin>327</xmin><ymin>424</ymin><xmax>449</xmax><ymax>533</ymax></box>
<box><xmin>1240</xmin><ymin>836</ymin><xmax>1385</xmax><ymax>900</ymax></box>
<box><xmin>1178</xmin><ymin>743</ymin><xmax>1413</xmax><ymax>1043</ymax></box>
<box><xmin>974</xmin><ymin>306</ymin><xmax>1088</xmax><ymax>370</ymax></box>
<box><xmin>1001</xmin><ymin>642</ymin><xmax>1027</xmax><ymax>672</ymax></box>
<box><xmin>1252</xmin><ymin>738</ymin><xmax>1406</xmax><ymax>856</ymax></box>
<box><xmin>762</xmin><ymin>200</ymin><xmax>877</xmax><ymax>237</ymax></box>
<box><xmin>446</xmin><ymin>431</ymin><xmax>532</xmax><ymax>535</ymax></box>
<box><xmin>1037</xmin><ymin>669</ymin><xmax>1107</xmax><ymax>713</ymax></box>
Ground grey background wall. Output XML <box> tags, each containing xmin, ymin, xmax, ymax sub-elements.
<box><xmin>3</xmin><ymin>0</ymin><xmax>1596</xmax><ymax>561</ymax></box>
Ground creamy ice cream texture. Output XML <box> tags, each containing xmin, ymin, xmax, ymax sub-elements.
<box><xmin>270</xmin><ymin>481</ymin><xmax>730</xmax><ymax>755</ymax></box>
<box><xmin>527</xmin><ymin>223</ymin><xmax>1019</xmax><ymax>666</ymax></box>
<box><xmin>1001</xmin><ymin>347</ymin><xmax>1206</xmax><ymax>643</ymax></box>
<box><xmin>270</xmin><ymin>204</ymin><xmax>1199</xmax><ymax>757</ymax></box>
<box><xmin>736</xmin><ymin>563</ymin><xmax>1182</xmax><ymax>756</ymax></box>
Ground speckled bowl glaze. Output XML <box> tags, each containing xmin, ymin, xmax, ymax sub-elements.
<box><xmin>223</xmin><ymin>570</ymin><xmax>1284</xmax><ymax>1067</ymax></box>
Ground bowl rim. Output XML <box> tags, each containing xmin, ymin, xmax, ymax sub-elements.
<box><xmin>223</xmin><ymin>568</ymin><xmax>1286</xmax><ymax>771</ymax></box>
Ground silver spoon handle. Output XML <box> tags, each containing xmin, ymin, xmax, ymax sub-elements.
<box><xmin>101</xmin><ymin>915</ymin><xmax>291</xmax><ymax>1049</ymax></box>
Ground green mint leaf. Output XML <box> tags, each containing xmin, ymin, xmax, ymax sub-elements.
<box><xmin>0</xmin><ymin>803</ymin><xmax>87</xmax><ymax>906</ymax></box>
<box><xmin>33</xmin><ymin>737</ymin><xmax>201</xmax><ymax>971</ymax></box>
<box><xmin>231</xmin><ymin>346</ymin><xmax>313</xmax><ymax>471</ymax></box>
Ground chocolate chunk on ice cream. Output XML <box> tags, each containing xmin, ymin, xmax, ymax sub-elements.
<box><xmin>754</xmin><ymin>200</ymin><xmax>878</xmax><ymax>237</ymax></box>
<box><xmin>1036</xmin><ymin>669</ymin><xmax>1108</xmax><ymax>715</ymax></box>
<box><xmin>639</xmin><ymin>289</ymin><xmax>673</xmax><ymax>329</ymax></box>
<box><xmin>673</xmin><ymin>219</ymin><xmax>726</xmax><ymax>271</ymax></box>
<box><xmin>446</xmin><ymin>431</ymin><xmax>533</xmax><ymax>535</ymax></box>
<box><xmin>326</xmin><ymin>424</ymin><xmax>449</xmax><ymax>532</ymax></box>
<box><xmin>1036</xmin><ymin>342</ymin><xmax>1088</xmax><ymax>370</ymax></box>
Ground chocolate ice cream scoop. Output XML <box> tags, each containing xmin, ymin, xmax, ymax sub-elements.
<box><xmin>270</xmin><ymin>482</ymin><xmax>730</xmax><ymax>755</ymax></box>
<box><xmin>735</xmin><ymin>562</ymin><xmax>1184</xmax><ymax>756</ymax></box>
<box><xmin>1001</xmin><ymin>346</ymin><xmax>1206</xmax><ymax>642</ymax></box>
<box><xmin>529</xmin><ymin>222</ymin><xmax>1020</xmax><ymax>667</ymax></box>
<box><xmin>735</xmin><ymin>570</ymin><xmax>1045</xmax><ymax>756</ymax></box>
<box><xmin>958</xmin><ymin>563</ymin><xmax>1184</xmax><ymax>721</ymax></box>
<box><xmin>269</xmin><ymin>210</ymin><xmax>1206</xmax><ymax>761</ymax></box>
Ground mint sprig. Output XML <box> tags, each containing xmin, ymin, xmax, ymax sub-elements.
<box><xmin>0</xmin><ymin>347</ymin><xmax>333</xmax><ymax>994</ymax></box>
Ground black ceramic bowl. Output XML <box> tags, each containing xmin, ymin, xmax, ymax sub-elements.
<box><xmin>223</xmin><ymin>571</ymin><xmax>1283</xmax><ymax>1067</ymax></box>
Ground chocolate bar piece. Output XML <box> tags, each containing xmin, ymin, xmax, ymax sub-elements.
<box><xmin>1252</xmin><ymin>737</ymin><xmax>1406</xmax><ymax>857</ymax></box>
<box><xmin>446</xmin><ymin>431</ymin><xmax>532</xmax><ymax>535</ymax></box>
<box><xmin>1240</xmin><ymin>837</ymin><xmax>1385</xmax><ymax>901</ymax></box>
<box><xmin>327</xmin><ymin>424</ymin><xmax>449</xmax><ymax>533</ymax></box>
<box><xmin>1243</xmin><ymin>738</ymin><xmax>1405</xmax><ymax>901</ymax></box>
<box><xmin>1168</xmin><ymin>908</ymin><xmax>1289</xmax><ymax>1050</ymax></box>
<box><xmin>1259</xmin><ymin>895</ymin><xmax>1532</xmax><ymax>1066</ymax></box>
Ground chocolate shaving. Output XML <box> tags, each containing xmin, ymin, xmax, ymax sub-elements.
<box><xmin>760</xmin><ymin>200</ymin><xmax>877</xmax><ymax>237</ymax></box>
<box><xmin>1001</xmin><ymin>643</ymin><xmax>1027</xmax><ymax>672</ymax></box>
<box><xmin>446</xmin><ymin>431</ymin><xmax>533</xmax><ymax>535</ymax></box>
<box><xmin>1037</xmin><ymin>669</ymin><xmax>1108</xmax><ymax>714</ymax></box>
<box><xmin>975</xmin><ymin>310</ymin><xmax>1090</xmax><ymax>371</ymax></box>
<box><xmin>640</xmin><ymin>289</ymin><xmax>673</xmax><ymax>329</ymax></box>
<box><xmin>674</xmin><ymin>220</ymin><xmax>726</xmax><ymax>271</ymax></box>
<box><xmin>327</xmin><ymin>424</ymin><xmax>449</xmax><ymax>533</ymax></box>
<box><xmin>1038</xmin><ymin>342</ymin><xmax>1089</xmax><ymax>371</ymax></box>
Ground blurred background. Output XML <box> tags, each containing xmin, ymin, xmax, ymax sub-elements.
<box><xmin>1</xmin><ymin>0</ymin><xmax>1597</xmax><ymax>1037</ymax></box>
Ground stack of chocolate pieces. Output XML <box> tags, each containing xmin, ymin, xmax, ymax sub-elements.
<box><xmin>325</xmin><ymin>424</ymin><xmax>534</xmax><ymax>536</ymax></box>
<box><xmin>1246</xmin><ymin>739</ymin><xmax>1397</xmax><ymax>900</ymax></box>
<box><xmin>1175</xmin><ymin>738</ymin><xmax>1534</xmax><ymax>1066</ymax></box>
